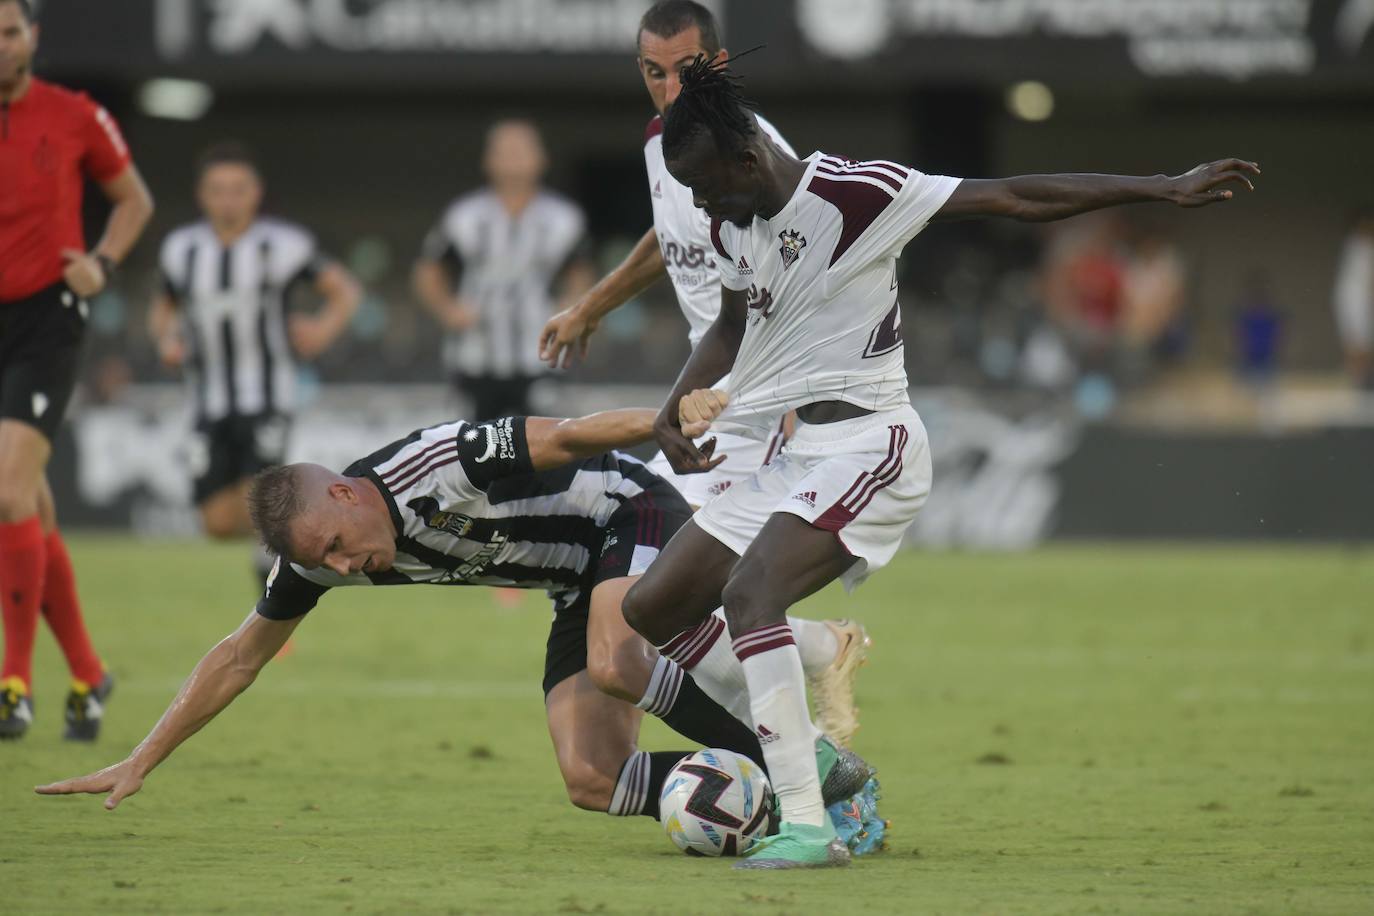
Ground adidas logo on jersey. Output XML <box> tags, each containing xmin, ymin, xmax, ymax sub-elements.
<box><xmin>652</xmin><ymin>180</ymin><xmax>662</xmax><ymax>198</ymax></box>
<box><xmin>792</xmin><ymin>490</ymin><xmax>818</xmax><ymax>508</ymax></box>
<box><xmin>756</xmin><ymin>724</ymin><xmax>781</xmax><ymax>744</ymax></box>
<box><xmin>737</xmin><ymin>255</ymin><xmax>753</xmax><ymax>276</ymax></box>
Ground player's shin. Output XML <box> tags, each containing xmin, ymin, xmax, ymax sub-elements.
<box><xmin>39</xmin><ymin>529</ymin><xmax>104</xmax><ymax>687</ymax></box>
<box><xmin>636</xmin><ymin>655</ymin><xmax>765</xmax><ymax>766</ymax></box>
<box><xmin>733</xmin><ymin>624</ymin><xmax>828</xmax><ymax>829</ymax></box>
<box><xmin>656</xmin><ymin>611</ymin><xmax>751</xmax><ymax>723</ymax></box>
<box><xmin>0</xmin><ymin>516</ymin><xmax>47</xmax><ymax>690</ymax></box>
<box><xmin>607</xmin><ymin>749</ymin><xmax>693</xmax><ymax>819</ymax></box>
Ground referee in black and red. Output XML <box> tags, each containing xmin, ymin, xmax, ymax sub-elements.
<box><xmin>0</xmin><ymin>0</ymin><xmax>153</xmax><ymax>741</ymax></box>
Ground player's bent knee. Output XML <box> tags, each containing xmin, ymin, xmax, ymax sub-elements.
<box><xmin>721</xmin><ymin>572</ymin><xmax>787</xmax><ymax>634</ymax></box>
<box><xmin>560</xmin><ymin>763</ymin><xmax>615</xmax><ymax>812</ymax></box>
<box><xmin>585</xmin><ymin>649</ymin><xmax>640</xmax><ymax>703</ymax></box>
<box><xmin>620</xmin><ymin>579</ymin><xmax>657</xmax><ymax>640</ymax></box>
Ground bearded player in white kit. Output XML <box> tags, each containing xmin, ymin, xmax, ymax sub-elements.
<box><xmin>620</xmin><ymin>56</ymin><xmax>1260</xmax><ymax>868</ymax></box>
<box><xmin>538</xmin><ymin>1</ymin><xmax>873</xmax><ymax>752</ymax></box>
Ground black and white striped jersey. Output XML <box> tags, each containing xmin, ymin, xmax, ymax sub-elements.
<box><xmin>422</xmin><ymin>189</ymin><xmax>587</xmax><ymax>378</ymax></box>
<box><xmin>255</xmin><ymin>417</ymin><xmax>671</xmax><ymax>621</ymax></box>
<box><xmin>159</xmin><ymin>217</ymin><xmax>324</xmax><ymax>422</ymax></box>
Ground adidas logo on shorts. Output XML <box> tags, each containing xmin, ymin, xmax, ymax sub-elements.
<box><xmin>792</xmin><ymin>490</ymin><xmax>818</xmax><ymax>508</ymax></box>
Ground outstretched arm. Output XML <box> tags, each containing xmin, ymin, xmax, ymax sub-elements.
<box><xmin>35</xmin><ymin>611</ymin><xmax>301</xmax><ymax>810</ymax></box>
<box><xmin>540</xmin><ymin>227</ymin><xmax>667</xmax><ymax>369</ymax></box>
<box><xmin>525</xmin><ymin>409</ymin><xmax>660</xmax><ymax>469</ymax></box>
<box><xmin>935</xmin><ymin>159</ymin><xmax>1259</xmax><ymax>223</ymax></box>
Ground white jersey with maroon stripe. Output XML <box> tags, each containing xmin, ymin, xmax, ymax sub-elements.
<box><xmin>644</xmin><ymin>113</ymin><xmax>795</xmax><ymax>349</ymax></box>
<box><xmin>641</xmin><ymin>113</ymin><xmax>796</xmax><ymax>505</ymax></box>
<box><xmin>708</xmin><ymin>152</ymin><xmax>960</xmax><ymax>439</ymax></box>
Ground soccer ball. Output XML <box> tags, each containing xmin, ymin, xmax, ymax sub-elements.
<box><xmin>659</xmin><ymin>749</ymin><xmax>775</xmax><ymax>856</ymax></box>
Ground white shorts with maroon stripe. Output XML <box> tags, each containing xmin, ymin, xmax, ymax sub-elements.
<box><xmin>693</xmin><ymin>404</ymin><xmax>930</xmax><ymax>591</ymax></box>
<box><xmin>646</xmin><ymin>417</ymin><xmax>789</xmax><ymax>509</ymax></box>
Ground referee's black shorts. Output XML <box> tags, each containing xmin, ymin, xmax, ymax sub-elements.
<box><xmin>0</xmin><ymin>281</ymin><xmax>89</xmax><ymax>442</ymax></box>
<box><xmin>541</xmin><ymin>475</ymin><xmax>694</xmax><ymax>696</ymax></box>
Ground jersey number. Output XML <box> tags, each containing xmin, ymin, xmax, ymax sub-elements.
<box><xmin>863</xmin><ymin>300</ymin><xmax>903</xmax><ymax>359</ymax></box>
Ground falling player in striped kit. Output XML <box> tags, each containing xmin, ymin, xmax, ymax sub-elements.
<box><xmin>621</xmin><ymin>56</ymin><xmax>1259</xmax><ymax>868</ymax></box>
<box><xmin>537</xmin><ymin>0</ymin><xmax>871</xmax><ymax>751</ymax></box>
<box><xmin>35</xmin><ymin>403</ymin><xmax>872</xmax><ymax>835</ymax></box>
<box><xmin>149</xmin><ymin>142</ymin><xmax>361</xmax><ymax>571</ymax></box>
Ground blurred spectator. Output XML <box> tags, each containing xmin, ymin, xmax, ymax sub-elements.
<box><xmin>1042</xmin><ymin>214</ymin><xmax>1126</xmax><ymax>374</ymax></box>
<box><xmin>1233</xmin><ymin>270</ymin><xmax>1284</xmax><ymax>390</ymax></box>
<box><xmin>412</xmin><ymin>119</ymin><xmax>595</xmax><ymax>419</ymax></box>
<box><xmin>1121</xmin><ymin>229</ymin><xmax>1187</xmax><ymax>366</ymax></box>
<box><xmin>1332</xmin><ymin>207</ymin><xmax>1374</xmax><ymax>389</ymax></box>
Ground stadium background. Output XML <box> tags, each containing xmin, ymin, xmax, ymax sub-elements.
<box><xmin>34</xmin><ymin>0</ymin><xmax>1374</xmax><ymax>546</ymax></box>
<box><xmin>8</xmin><ymin>3</ymin><xmax>1374</xmax><ymax>914</ymax></box>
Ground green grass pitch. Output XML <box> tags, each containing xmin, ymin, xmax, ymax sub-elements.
<box><xmin>4</xmin><ymin>538</ymin><xmax>1372</xmax><ymax>914</ymax></box>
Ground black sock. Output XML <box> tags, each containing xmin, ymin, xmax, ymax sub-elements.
<box><xmin>659</xmin><ymin>675</ymin><xmax>767</xmax><ymax>772</ymax></box>
<box><xmin>609</xmin><ymin>750</ymin><xmax>694</xmax><ymax>818</ymax></box>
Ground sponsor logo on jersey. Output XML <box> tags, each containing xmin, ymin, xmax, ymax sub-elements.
<box><xmin>746</xmin><ymin>284</ymin><xmax>775</xmax><ymax>322</ymax></box>
<box><xmin>736</xmin><ymin>255</ymin><xmax>753</xmax><ymax>276</ymax></box>
<box><xmin>792</xmin><ymin>490</ymin><xmax>818</xmax><ymax>508</ymax></box>
<box><xmin>778</xmin><ymin>228</ymin><xmax>807</xmax><ymax>269</ymax></box>
<box><xmin>660</xmin><ymin>239</ymin><xmax>712</xmax><ymax>270</ymax></box>
<box><xmin>464</xmin><ymin>418</ymin><xmax>519</xmax><ymax>464</ymax></box>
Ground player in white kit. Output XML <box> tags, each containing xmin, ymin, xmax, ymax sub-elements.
<box><xmin>538</xmin><ymin>2</ymin><xmax>874</xmax><ymax>759</ymax></box>
<box><xmin>621</xmin><ymin>56</ymin><xmax>1260</xmax><ymax>869</ymax></box>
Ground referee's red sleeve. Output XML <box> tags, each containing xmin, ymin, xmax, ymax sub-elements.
<box><xmin>79</xmin><ymin>94</ymin><xmax>132</xmax><ymax>182</ymax></box>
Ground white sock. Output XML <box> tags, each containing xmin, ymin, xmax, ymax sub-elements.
<box><xmin>789</xmin><ymin>617</ymin><xmax>839</xmax><ymax>676</ymax></box>
<box><xmin>733</xmin><ymin>623</ymin><xmax>827</xmax><ymax>828</ymax></box>
<box><xmin>608</xmin><ymin>750</ymin><xmax>650</xmax><ymax>816</ymax></box>
<box><xmin>657</xmin><ymin>610</ymin><xmax>752</xmax><ymax>725</ymax></box>
<box><xmin>634</xmin><ymin>655</ymin><xmax>684</xmax><ymax>717</ymax></box>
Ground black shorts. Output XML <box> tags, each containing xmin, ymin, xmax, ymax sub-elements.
<box><xmin>541</xmin><ymin>477</ymin><xmax>693</xmax><ymax>696</ymax></box>
<box><xmin>455</xmin><ymin>373</ymin><xmax>538</xmax><ymax>423</ymax></box>
<box><xmin>190</xmin><ymin>413</ymin><xmax>291</xmax><ymax>504</ymax></box>
<box><xmin>0</xmin><ymin>282</ymin><xmax>89</xmax><ymax>442</ymax></box>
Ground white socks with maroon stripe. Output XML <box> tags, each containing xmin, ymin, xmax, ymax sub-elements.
<box><xmin>790</xmin><ymin>616</ymin><xmax>841</xmax><ymax>672</ymax></box>
<box><xmin>658</xmin><ymin>611</ymin><xmax>751</xmax><ymax>723</ymax></box>
<box><xmin>656</xmin><ymin>610</ymin><xmax>838</xmax><ymax>727</ymax></box>
<box><xmin>732</xmin><ymin>623</ymin><xmax>828</xmax><ymax>828</ymax></box>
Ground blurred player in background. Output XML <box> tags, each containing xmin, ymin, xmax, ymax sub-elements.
<box><xmin>538</xmin><ymin>0</ymin><xmax>869</xmax><ymax>746</ymax></box>
<box><xmin>0</xmin><ymin>0</ymin><xmax>153</xmax><ymax>741</ymax></box>
<box><xmin>415</xmin><ymin>119</ymin><xmax>594</xmax><ymax>420</ymax></box>
<box><xmin>623</xmin><ymin>56</ymin><xmax>1259</xmax><ymax>868</ymax></box>
<box><xmin>148</xmin><ymin>141</ymin><xmax>361</xmax><ymax>576</ymax></box>
<box><xmin>1333</xmin><ymin>206</ymin><xmax>1374</xmax><ymax>389</ymax></box>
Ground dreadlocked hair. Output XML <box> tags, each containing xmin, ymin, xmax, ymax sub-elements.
<box><xmin>661</xmin><ymin>53</ymin><xmax>759</xmax><ymax>162</ymax></box>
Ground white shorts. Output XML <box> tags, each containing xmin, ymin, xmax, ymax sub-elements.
<box><xmin>693</xmin><ymin>404</ymin><xmax>931</xmax><ymax>592</ymax></box>
<box><xmin>646</xmin><ymin>416</ymin><xmax>789</xmax><ymax>509</ymax></box>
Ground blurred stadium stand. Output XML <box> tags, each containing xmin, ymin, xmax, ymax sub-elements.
<box><xmin>30</xmin><ymin>0</ymin><xmax>1374</xmax><ymax>541</ymax></box>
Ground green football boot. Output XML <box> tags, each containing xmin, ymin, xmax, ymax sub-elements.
<box><xmin>735</xmin><ymin>821</ymin><xmax>852</xmax><ymax>870</ymax></box>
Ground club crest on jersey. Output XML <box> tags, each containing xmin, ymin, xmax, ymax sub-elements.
<box><xmin>778</xmin><ymin>228</ymin><xmax>807</xmax><ymax>269</ymax></box>
<box><xmin>407</xmin><ymin>496</ymin><xmax>475</xmax><ymax>538</ymax></box>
